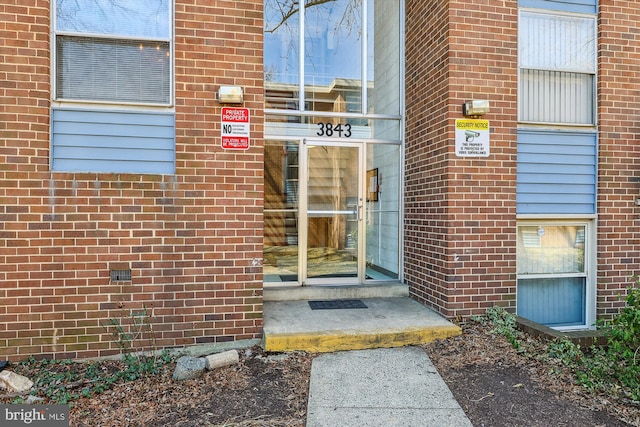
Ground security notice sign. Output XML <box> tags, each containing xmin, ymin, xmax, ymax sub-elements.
<box><xmin>455</xmin><ymin>119</ymin><xmax>490</xmax><ymax>157</ymax></box>
<box><xmin>221</xmin><ymin>107</ymin><xmax>250</xmax><ymax>150</ymax></box>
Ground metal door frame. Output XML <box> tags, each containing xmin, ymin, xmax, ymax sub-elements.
<box><xmin>300</xmin><ymin>139</ymin><xmax>366</xmax><ymax>286</ymax></box>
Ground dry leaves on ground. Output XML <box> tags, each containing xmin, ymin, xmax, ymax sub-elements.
<box><xmin>2</xmin><ymin>321</ymin><xmax>639</xmax><ymax>426</ymax></box>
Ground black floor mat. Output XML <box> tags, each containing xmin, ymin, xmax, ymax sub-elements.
<box><xmin>279</xmin><ymin>274</ymin><xmax>372</xmax><ymax>281</ymax></box>
<box><xmin>308</xmin><ymin>299</ymin><xmax>368</xmax><ymax>310</ymax></box>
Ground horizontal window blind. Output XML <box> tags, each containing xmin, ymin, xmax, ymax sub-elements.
<box><xmin>517</xmin><ymin>277</ymin><xmax>586</xmax><ymax>326</ymax></box>
<box><xmin>56</xmin><ymin>36</ymin><xmax>170</xmax><ymax>104</ymax></box>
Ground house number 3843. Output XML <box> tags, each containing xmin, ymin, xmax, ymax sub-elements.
<box><xmin>316</xmin><ymin>122</ymin><xmax>352</xmax><ymax>138</ymax></box>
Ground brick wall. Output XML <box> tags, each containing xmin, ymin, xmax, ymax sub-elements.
<box><xmin>405</xmin><ymin>0</ymin><xmax>518</xmax><ymax>319</ymax></box>
<box><xmin>0</xmin><ymin>0</ymin><xmax>264</xmax><ymax>361</ymax></box>
<box><xmin>597</xmin><ymin>1</ymin><xmax>640</xmax><ymax>317</ymax></box>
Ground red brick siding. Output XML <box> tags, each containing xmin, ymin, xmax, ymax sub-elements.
<box><xmin>405</xmin><ymin>0</ymin><xmax>453</xmax><ymax>315</ymax></box>
<box><xmin>0</xmin><ymin>0</ymin><xmax>264</xmax><ymax>361</ymax></box>
<box><xmin>597</xmin><ymin>1</ymin><xmax>640</xmax><ymax>317</ymax></box>
<box><xmin>405</xmin><ymin>0</ymin><xmax>518</xmax><ymax>319</ymax></box>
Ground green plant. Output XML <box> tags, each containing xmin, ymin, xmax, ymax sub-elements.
<box><xmin>543</xmin><ymin>279</ymin><xmax>640</xmax><ymax>401</ymax></box>
<box><xmin>102</xmin><ymin>304</ymin><xmax>157</xmax><ymax>356</ymax></box>
<box><xmin>547</xmin><ymin>338</ymin><xmax>583</xmax><ymax>366</ymax></box>
<box><xmin>101</xmin><ymin>304</ymin><xmax>174</xmax><ymax>380</ymax></box>
<box><xmin>8</xmin><ymin>305</ymin><xmax>175</xmax><ymax>405</ymax></box>
<box><xmin>591</xmin><ymin>280</ymin><xmax>640</xmax><ymax>400</ymax></box>
<box><xmin>485</xmin><ymin>306</ymin><xmax>522</xmax><ymax>349</ymax></box>
<box><xmin>15</xmin><ymin>350</ymin><xmax>174</xmax><ymax>405</ymax></box>
<box><xmin>598</xmin><ymin>283</ymin><xmax>640</xmax><ymax>362</ymax></box>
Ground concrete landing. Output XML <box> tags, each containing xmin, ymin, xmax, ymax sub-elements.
<box><xmin>262</xmin><ymin>297</ymin><xmax>461</xmax><ymax>353</ymax></box>
<box><xmin>306</xmin><ymin>347</ymin><xmax>473</xmax><ymax>427</ymax></box>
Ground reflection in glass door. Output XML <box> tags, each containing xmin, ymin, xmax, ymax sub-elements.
<box><xmin>303</xmin><ymin>142</ymin><xmax>362</xmax><ymax>284</ymax></box>
<box><xmin>263</xmin><ymin>139</ymin><xmax>400</xmax><ymax>286</ymax></box>
<box><xmin>264</xmin><ymin>140</ymin><xmax>300</xmax><ymax>283</ymax></box>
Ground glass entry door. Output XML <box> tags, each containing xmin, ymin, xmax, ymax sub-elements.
<box><xmin>302</xmin><ymin>141</ymin><xmax>364</xmax><ymax>285</ymax></box>
<box><xmin>264</xmin><ymin>139</ymin><xmax>401</xmax><ymax>286</ymax></box>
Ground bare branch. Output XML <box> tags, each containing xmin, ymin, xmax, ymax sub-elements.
<box><xmin>265</xmin><ymin>0</ymin><xmax>338</xmax><ymax>33</ymax></box>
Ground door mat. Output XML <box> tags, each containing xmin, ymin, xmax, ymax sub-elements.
<box><xmin>308</xmin><ymin>299</ymin><xmax>368</xmax><ymax>310</ymax></box>
<box><xmin>279</xmin><ymin>274</ymin><xmax>372</xmax><ymax>281</ymax></box>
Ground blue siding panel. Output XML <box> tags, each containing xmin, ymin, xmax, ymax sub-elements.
<box><xmin>54</xmin><ymin>146</ymin><xmax>173</xmax><ymax>162</ymax></box>
<box><xmin>51</xmin><ymin>108</ymin><xmax>175</xmax><ymax>174</ymax></box>
<box><xmin>518</xmin><ymin>163</ymin><xmax>595</xmax><ymax>176</ymax></box>
<box><xmin>517</xmin><ymin>130</ymin><xmax>597</xmax><ymax>215</ymax></box>
<box><xmin>517</xmin><ymin>184</ymin><xmax>594</xmax><ymax>195</ymax></box>
<box><xmin>518</xmin><ymin>173</ymin><xmax>594</xmax><ymax>185</ymax></box>
<box><xmin>519</xmin><ymin>0</ymin><xmax>597</xmax><ymax>14</ymax></box>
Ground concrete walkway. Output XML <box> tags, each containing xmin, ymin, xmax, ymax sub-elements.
<box><xmin>306</xmin><ymin>346</ymin><xmax>472</xmax><ymax>427</ymax></box>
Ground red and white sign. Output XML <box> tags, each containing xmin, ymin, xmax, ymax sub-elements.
<box><xmin>221</xmin><ymin>107</ymin><xmax>250</xmax><ymax>150</ymax></box>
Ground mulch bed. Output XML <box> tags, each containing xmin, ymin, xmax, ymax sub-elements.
<box><xmin>1</xmin><ymin>321</ymin><xmax>638</xmax><ymax>426</ymax></box>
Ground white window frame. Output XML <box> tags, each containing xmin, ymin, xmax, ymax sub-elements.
<box><xmin>518</xmin><ymin>8</ymin><xmax>597</xmax><ymax>126</ymax></box>
<box><xmin>51</xmin><ymin>0</ymin><xmax>175</xmax><ymax>108</ymax></box>
<box><xmin>516</xmin><ymin>217</ymin><xmax>596</xmax><ymax>330</ymax></box>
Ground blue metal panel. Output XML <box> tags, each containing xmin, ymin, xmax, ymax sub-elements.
<box><xmin>517</xmin><ymin>130</ymin><xmax>597</xmax><ymax>215</ymax></box>
<box><xmin>519</xmin><ymin>0</ymin><xmax>597</xmax><ymax>14</ymax></box>
<box><xmin>51</xmin><ymin>108</ymin><xmax>175</xmax><ymax>174</ymax></box>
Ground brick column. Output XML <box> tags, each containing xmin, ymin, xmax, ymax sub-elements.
<box><xmin>405</xmin><ymin>0</ymin><xmax>518</xmax><ymax>319</ymax></box>
<box><xmin>596</xmin><ymin>1</ymin><xmax>640</xmax><ymax>317</ymax></box>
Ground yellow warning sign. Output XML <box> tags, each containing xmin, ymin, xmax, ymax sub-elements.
<box><xmin>455</xmin><ymin>119</ymin><xmax>490</xmax><ymax>157</ymax></box>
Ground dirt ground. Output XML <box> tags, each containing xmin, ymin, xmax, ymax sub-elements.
<box><xmin>424</xmin><ymin>322</ymin><xmax>638</xmax><ymax>427</ymax></box>
<box><xmin>2</xmin><ymin>320</ymin><xmax>639</xmax><ymax>426</ymax></box>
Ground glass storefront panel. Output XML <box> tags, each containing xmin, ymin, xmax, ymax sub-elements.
<box><xmin>264</xmin><ymin>1</ymin><xmax>300</xmax><ymax>110</ymax></box>
<box><xmin>265</xmin><ymin>115</ymin><xmax>401</xmax><ymax>141</ymax></box>
<box><xmin>366</xmin><ymin>211</ymin><xmax>399</xmax><ymax>279</ymax></box>
<box><xmin>264</xmin><ymin>0</ymin><xmax>402</xmax><ymax>117</ymax></box>
<box><xmin>263</xmin><ymin>1</ymin><xmax>403</xmax><ymax>286</ymax></box>
<box><xmin>368</xmin><ymin>0</ymin><xmax>401</xmax><ymax>116</ymax></box>
<box><xmin>264</xmin><ymin>141</ymin><xmax>299</xmax><ymax>283</ymax></box>
<box><xmin>264</xmin><ymin>211</ymin><xmax>299</xmax><ymax>282</ymax></box>
<box><xmin>304</xmin><ymin>0</ymin><xmax>363</xmax><ymax>114</ymax></box>
<box><xmin>365</xmin><ymin>143</ymin><xmax>400</xmax><ymax>279</ymax></box>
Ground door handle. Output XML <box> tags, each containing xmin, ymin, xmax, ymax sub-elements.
<box><xmin>357</xmin><ymin>204</ymin><xmax>363</xmax><ymax>221</ymax></box>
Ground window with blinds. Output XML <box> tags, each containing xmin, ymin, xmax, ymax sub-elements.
<box><xmin>54</xmin><ymin>0</ymin><xmax>172</xmax><ymax>105</ymax></box>
<box><xmin>518</xmin><ymin>10</ymin><xmax>596</xmax><ymax>125</ymax></box>
<box><xmin>516</xmin><ymin>223</ymin><xmax>590</xmax><ymax>328</ymax></box>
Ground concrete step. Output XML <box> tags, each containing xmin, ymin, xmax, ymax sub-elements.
<box><xmin>262</xmin><ymin>297</ymin><xmax>461</xmax><ymax>353</ymax></box>
<box><xmin>263</xmin><ymin>282</ymin><xmax>409</xmax><ymax>301</ymax></box>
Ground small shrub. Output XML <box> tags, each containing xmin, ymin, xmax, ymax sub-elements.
<box><xmin>102</xmin><ymin>304</ymin><xmax>157</xmax><ymax>356</ymax></box>
<box><xmin>544</xmin><ymin>279</ymin><xmax>640</xmax><ymax>402</ymax></box>
<box><xmin>10</xmin><ymin>305</ymin><xmax>175</xmax><ymax>405</ymax></box>
<box><xmin>592</xmin><ymin>280</ymin><xmax>640</xmax><ymax>400</ymax></box>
